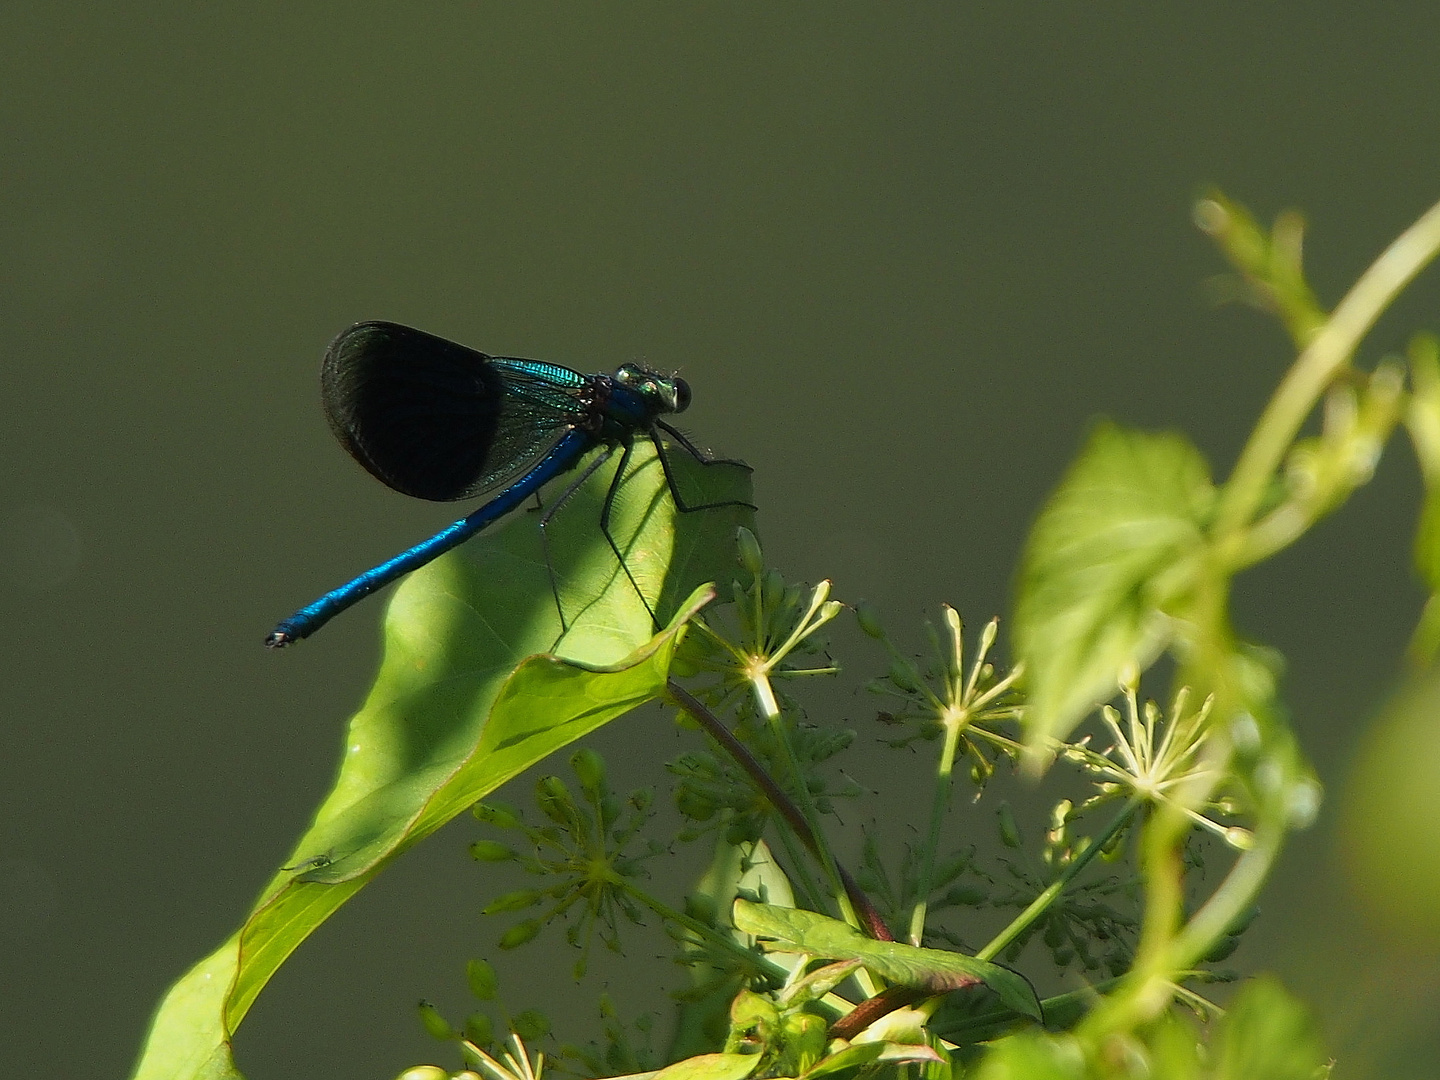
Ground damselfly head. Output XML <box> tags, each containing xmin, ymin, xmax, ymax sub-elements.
<box><xmin>614</xmin><ymin>364</ymin><xmax>691</xmax><ymax>414</ymax></box>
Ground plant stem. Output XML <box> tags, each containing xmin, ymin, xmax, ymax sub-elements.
<box><xmin>1166</xmin><ymin>809</ymin><xmax>1283</xmax><ymax>971</ymax></box>
<box><xmin>614</xmin><ymin>873</ymin><xmax>782</xmax><ymax>978</ymax></box>
<box><xmin>613</xmin><ymin>869</ymin><xmax>859</xmax><ymax>1020</ymax></box>
<box><xmin>1214</xmin><ymin>194</ymin><xmax>1440</xmax><ymax>548</ymax></box>
<box><xmin>666</xmin><ymin>679</ymin><xmax>891</xmax><ymax>941</ymax></box>
<box><xmin>750</xmin><ymin>667</ymin><xmax>863</xmax><ymax>934</ymax></box>
<box><xmin>976</xmin><ymin>801</ymin><xmax>1139</xmax><ymax>962</ymax></box>
<box><xmin>907</xmin><ymin>717</ymin><xmax>964</xmax><ymax>946</ymax></box>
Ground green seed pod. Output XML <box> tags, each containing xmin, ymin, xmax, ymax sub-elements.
<box><xmin>725</xmin><ymin>815</ymin><xmax>763</xmax><ymax>845</ymax></box>
<box><xmin>599</xmin><ymin>793</ymin><xmax>621</xmax><ymax>829</ymax></box>
<box><xmin>499</xmin><ymin>919</ymin><xmax>543</xmax><ymax>949</ymax></box>
<box><xmin>513</xmin><ymin>1009</ymin><xmax>551</xmax><ymax>1040</ymax></box>
<box><xmin>762</xmin><ymin>568</ymin><xmax>787</xmax><ymax>609</ymax></box>
<box><xmin>396</xmin><ymin>1067</ymin><xmax>449</xmax><ymax>1080</ymax></box>
<box><xmin>1043</xmin><ymin>918</ymin><xmax>1065</xmax><ymax>948</ymax></box>
<box><xmin>675</xmin><ymin>786</ymin><xmax>717</xmax><ymax>821</ymax></box>
<box><xmin>998</xmin><ymin>802</ymin><xmax>1023</xmax><ymax>848</ymax></box>
<box><xmin>469</xmin><ymin>840</ymin><xmax>515</xmax><ymax>863</ymax></box>
<box><xmin>1204</xmin><ymin>935</ymin><xmax>1241</xmax><ymax>963</ymax></box>
<box><xmin>464</xmin><ymin>1012</ymin><xmax>494</xmax><ymax>1049</ymax></box>
<box><xmin>536</xmin><ymin>776</ymin><xmax>577</xmax><ymax>827</ymax></box>
<box><xmin>887</xmin><ymin>659</ymin><xmax>920</xmax><ymax>693</ymax></box>
<box><xmin>466</xmin><ymin>958</ymin><xmax>498</xmax><ymax>1001</ymax></box>
<box><xmin>483</xmin><ymin>889</ymin><xmax>542</xmax><ymax>915</ymax></box>
<box><xmin>471</xmin><ymin>802</ymin><xmax>523</xmax><ymax>830</ymax></box>
<box><xmin>736</xmin><ymin>526</ymin><xmax>764</xmax><ymax>577</ymax></box>
<box><xmin>854</xmin><ymin>601</ymin><xmax>885</xmax><ymax>639</ymax></box>
<box><xmin>943</xmin><ymin>884</ymin><xmax>988</xmax><ymax>907</ymax></box>
<box><xmin>570</xmin><ymin>747</ymin><xmax>607</xmax><ymax>799</ymax></box>
<box><xmin>417</xmin><ymin>1000</ymin><xmax>454</xmax><ymax>1041</ymax></box>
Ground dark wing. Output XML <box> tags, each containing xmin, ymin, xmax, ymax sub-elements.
<box><xmin>320</xmin><ymin>322</ymin><xmax>588</xmax><ymax>502</ymax></box>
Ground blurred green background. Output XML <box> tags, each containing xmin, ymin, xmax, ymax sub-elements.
<box><xmin>5</xmin><ymin>5</ymin><xmax>1440</xmax><ymax>1077</ymax></box>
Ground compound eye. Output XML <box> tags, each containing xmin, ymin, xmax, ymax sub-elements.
<box><xmin>672</xmin><ymin>377</ymin><xmax>692</xmax><ymax>413</ymax></box>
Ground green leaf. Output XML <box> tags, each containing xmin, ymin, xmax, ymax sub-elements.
<box><xmin>671</xmin><ymin>839</ymin><xmax>799</xmax><ymax>1061</ymax></box>
<box><xmin>131</xmin><ymin>441</ymin><xmax>753</xmax><ymax>1080</ymax></box>
<box><xmin>930</xmin><ymin>980</ymin><xmax>1120</xmax><ymax>1045</ymax></box>
<box><xmin>1014</xmin><ymin>421</ymin><xmax>1214</xmax><ymax>751</ymax></box>
<box><xmin>1213</xmin><ymin>976</ymin><xmax>1329</xmax><ymax>1080</ymax></box>
<box><xmin>802</xmin><ymin>1041</ymin><xmax>887</xmax><ymax>1078</ymax></box>
<box><xmin>1407</xmin><ymin>336</ymin><xmax>1440</xmax><ymax>658</ymax></box>
<box><xmin>653</xmin><ymin>1053</ymin><xmax>764</xmax><ymax>1080</ymax></box>
<box><xmin>971</xmin><ymin>1031</ymin><xmax>1086</xmax><ymax>1080</ymax></box>
<box><xmin>732</xmin><ymin>900</ymin><xmax>1041</xmax><ymax>1022</ymax></box>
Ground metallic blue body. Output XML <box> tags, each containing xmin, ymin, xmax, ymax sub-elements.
<box><xmin>267</xmin><ymin>427</ymin><xmax>591</xmax><ymax>644</ymax></box>
<box><xmin>266</xmin><ymin>320</ymin><xmax>746</xmax><ymax>648</ymax></box>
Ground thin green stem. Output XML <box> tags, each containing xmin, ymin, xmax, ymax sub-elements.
<box><xmin>611</xmin><ymin>869</ymin><xmax>859</xmax><ymax>1021</ymax></box>
<box><xmin>614</xmin><ymin>873</ymin><xmax>781</xmax><ymax>979</ymax></box>
<box><xmin>1166</xmin><ymin>811</ymin><xmax>1284</xmax><ymax>971</ymax></box>
<box><xmin>666</xmin><ymin>679</ymin><xmax>890</xmax><ymax>941</ymax></box>
<box><xmin>976</xmin><ymin>801</ymin><xmax>1140</xmax><ymax>962</ymax></box>
<box><xmin>907</xmin><ymin>717</ymin><xmax>964</xmax><ymax>946</ymax></box>
<box><xmin>752</xmin><ymin>669</ymin><xmax>856</xmax><ymax>929</ymax></box>
<box><xmin>772</xmin><ymin>816</ymin><xmax>827</xmax><ymax>915</ymax></box>
<box><xmin>1078</xmin><ymin>802</ymin><xmax>1285</xmax><ymax>1040</ymax></box>
<box><xmin>1214</xmin><ymin>194</ymin><xmax>1440</xmax><ymax>547</ymax></box>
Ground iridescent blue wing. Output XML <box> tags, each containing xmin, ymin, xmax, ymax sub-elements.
<box><xmin>320</xmin><ymin>322</ymin><xmax>590</xmax><ymax>502</ymax></box>
<box><xmin>470</xmin><ymin>357</ymin><xmax>593</xmax><ymax>496</ymax></box>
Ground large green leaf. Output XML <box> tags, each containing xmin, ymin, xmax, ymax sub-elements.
<box><xmin>731</xmin><ymin>900</ymin><xmax>1041</xmax><ymax>1023</ymax></box>
<box><xmin>653</xmin><ymin>1052</ymin><xmax>763</xmax><ymax>1080</ymax></box>
<box><xmin>1014</xmin><ymin>421</ymin><xmax>1214</xmax><ymax>751</ymax></box>
<box><xmin>132</xmin><ymin>440</ymin><xmax>754</xmax><ymax>1080</ymax></box>
<box><xmin>1212</xmin><ymin>976</ymin><xmax>1328</xmax><ymax>1080</ymax></box>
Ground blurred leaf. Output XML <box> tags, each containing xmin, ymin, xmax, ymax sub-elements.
<box><xmin>1195</xmin><ymin>191</ymin><xmax>1326</xmax><ymax>347</ymax></box>
<box><xmin>1015</xmin><ymin>421</ymin><xmax>1214</xmax><ymax>753</ymax></box>
<box><xmin>931</xmin><ymin>981</ymin><xmax>1118</xmax><ymax>1045</ymax></box>
<box><xmin>1213</xmin><ymin>976</ymin><xmax>1329</xmax><ymax>1080</ymax></box>
<box><xmin>1343</xmin><ymin>666</ymin><xmax>1440</xmax><ymax>950</ymax></box>
<box><xmin>1406</xmin><ymin>335</ymin><xmax>1440</xmax><ymax>663</ymax></box>
<box><xmin>652</xmin><ymin>1054</ymin><xmax>762</xmax><ymax>1080</ymax></box>
<box><xmin>733</xmin><ymin>900</ymin><xmax>1041</xmax><ymax>1021</ymax></box>
<box><xmin>131</xmin><ymin>442</ymin><xmax>751</xmax><ymax>1080</ymax></box>
<box><xmin>1146</xmin><ymin>1012</ymin><xmax>1203</xmax><ymax>1080</ymax></box>
<box><xmin>802</xmin><ymin>1041</ymin><xmax>887</xmax><ymax>1078</ymax></box>
<box><xmin>971</xmin><ymin>1031</ymin><xmax>1085</xmax><ymax>1080</ymax></box>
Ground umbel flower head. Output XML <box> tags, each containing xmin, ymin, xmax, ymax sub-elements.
<box><xmin>863</xmin><ymin>606</ymin><xmax>1024</xmax><ymax>791</ymax></box>
<box><xmin>1063</xmin><ymin>673</ymin><xmax>1253</xmax><ymax>850</ymax></box>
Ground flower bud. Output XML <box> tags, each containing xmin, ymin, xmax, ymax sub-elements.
<box><xmin>417</xmin><ymin>1001</ymin><xmax>454</xmax><ymax>1041</ymax></box>
<box><xmin>854</xmin><ymin>601</ymin><xmax>885</xmax><ymax>639</ymax></box>
<box><xmin>499</xmin><ymin>919</ymin><xmax>543</xmax><ymax>949</ymax></box>
<box><xmin>998</xmin><ymin>802</ymin><xmax>1022</xmax><ymax>848</ymax></box>
<box><xmin>469</xmin><ymin>841</ymin><xmax>514</xmax><ymax>863</ymax></box>
<box><xmin>736</xmin><ymin>526</ymin><xmax>764</xmax><ymax>577</ymax></box>
<box><xmin>570</xmin><ymin>747</ymin><xmax>607</xmax><ymax>799</ymax></box>
<box><xmin>466</xmin><ymin>958</ymin><xmax>498</xmax><ymax>1001</ymax></box>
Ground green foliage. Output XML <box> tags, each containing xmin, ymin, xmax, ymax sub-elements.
<box><xmin>131</xmin><ymin>441</ymin><xmax>751</xmax><ymax>1080</ymax></box>
<box><xmin>732</xmin><ymin>900</ymin><xmax>1041</xmax><ymax>1021</ymax></box>
<box><xmin>1014</xmin><ymin>421</ymin><xmax>1214</xmax><ymax>752</ymax></box>
<box><xmin>470</xmin><ymin>750</ymin><xmax>669</xmax><ymax>976</ymax></box>
<box><xmin>137</xmin><ymin>189</ymin><xmax>1440</xmax><ymax>1079</ymax></box>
